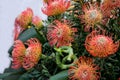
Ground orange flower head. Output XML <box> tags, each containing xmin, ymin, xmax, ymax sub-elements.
<box><xmin>80</xmin><ymin>3</ymin><xmax>102</xmax><ymax>31</ymax></box>
<box><xmin>14</xmin><ymin>8</ymin><xmax>33</xmax><ymax>40</ymax></box>
<box><xmin>32</xmin><ymin>16</ymin><xmax>43</xmax><ymax>29</ymax></box>
<box><xmin>85</xmin><ymin>31</ymin><xmax>119</xmax><ymax>57</ymax></box>
<box><xmin>41</xmin><ymin>0</ymin><xmax>70</xmax><ymax>16</ymax></box>
<box><xmin>15</xmin><ymin>8</ymin><xmax>33</xmax><ymax>29</ymax></box>
<box><xmin>12</xmin><ymin>38</ymin><xmax>42</xmax><ymax>70</ymax></box>
<box><xmin>12</xmin><ymin>40</ymin><xmax>26</xmax><ymax>69</ymax></box>
<box><xmin>69</xmin><ymin>56</ymin><xmax>100</xmax><ymax>80</ymax></box>
<box><xmin>47</xmin><ymin>20</ymin><xmax>76</xmax><ymax>47</ymax></box>
<box><xmin>23</xmin><ymin>38</ymin><xmax>42</xmax><ymax>70</ymax></box>
<box><xmin>100</xmin><ymin>0</ymin><xmax>116</xmax><ymax>18</ymax></box>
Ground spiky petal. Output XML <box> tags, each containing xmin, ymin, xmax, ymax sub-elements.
<box><xmin>80</xmin><ymin>2</ymin><xmax>102</xmax><ymax>31</ymax></box>
<box><xmin>13</xmin><ymin>24</ymin><xmax>22</xmax><ymax>41</ymax></box>
<box><xmin>41</xmin><ymin>0</ymin><xmax>70</xmax><ymax>16</ymax></box>
<box><xmin>85</xmin><ymin>31</ymin><xmax>119</xmax><ymax>58</ymax></box>
<box><xmin>100</xmin><ymin>0</ymin><xmax>116</xmax><ymax>18</ymax></box>
<box><xmin>23</xmin><ymin>38</ymin><xmax>42</xmax><ymax>70</ymax></box>
<box><xmin>47</xmin><ymin>20</ymin><xmax>76</xmax><ymax>47</ymax></box>
<box><xmin>32</xmin><ymin>16</ymin><xmax>43</xmax><ymax>29</ymax></box>
<box><xmin>12</xmin><ymin>40</ymin><xmax>26</xmax><ymax>69</ymax></box>
<box><xmin>69</xmin><ymin>56</ymin><xmax>100</xmax><ymax>80</ymax></box>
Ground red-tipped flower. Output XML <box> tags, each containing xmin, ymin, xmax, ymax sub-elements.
<box><xmin>12</xmin><ymin>38</ymin><xmax>42</xmax><ymax>70</ymax></box>
<box><xmin>80</xmin><ymin>3</ymin><xmax>102</xmax><ymax>31</ymax></box>
<box><xmin>14</xmin><ymin>8</ymin><xmax>33</xmax><ymax>40</ymax></box>
<box><xmin>32</xmin><ymin>16</ymin><xmax>43</xmax><ymax>29</ymax></box>
<box><xmin>15</xmin><ymin>8</ymin><xmax>33</xmax><ymax>28</ymax></box>
<box><xmin>85</xmin><ymin>31</ymin><xmax>119</xmax><ymax>58</ymax></box>
<box><xmin>42</xmin><ymin>0</ymin><xmax>70</xmax><ymax>16</ymax></box>
<box><xmin>69</xmin><ymin>56</ymin><xmax>100</xmax><ymax>80</ymax></box>
<box><xmin>12</xmin><ymin>40</ymin><xmax>26</xmax><ymax>69</ymax></box>
<box><xmin>23</xmin><ymin>38</ymin><xmax>42</xmax><ymax>70</ymax></box>
<box><xmin>100</xmin><ymin>0</ymin><xmax>116</xmax><ymax>18</ymax></box>
<box><xmin>47</xmin><ymin>20</ymin><xmax>76</xmax><ymax>47</ymax></box>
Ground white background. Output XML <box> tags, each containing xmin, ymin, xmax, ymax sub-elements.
<box><xmin>0</xmin><ymin>0</ymin><xmax>46</xmax><ymax>73</ymax></box>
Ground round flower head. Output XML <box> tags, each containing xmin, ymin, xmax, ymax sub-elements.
<box><xmin>23</xmin><ymin>38</ymin><xmax>42</xmax><ymax>70</ymax></box>
<box><xmin>47</xmin><ymin>20</ymin><xmax>76</xmax><ymax>47</ymax></box>
<box><xmin>12</xmin><ymin>40</ymin><xmax>26</xmax><ymax>69</ymax></box>
<box><xmin>12</xmin><ymin>38</ymin><xmax>42</xmax><ymax>70</ymax></box>
<box><xmin>69</xmin><ymin>56</ymin><xmax>100</xmax><ymax>80</ymax></box>
<box><xmin>80</xmin><ymin>2</ymin><xmax>102</xmax><ymax>31</ymax></box>
<box><xmin>100</xmin><ymin>0</ymin><xmax>116</xmax><ymax>18</ymax></box>
<box><xmin>85</xmin><ymin>31</ymin><xmax>119</xmax><ymax>58</ymax></box>
<box><xmin>14</xmin><ymin>8</ymin><xmax>33</xmax><ymax>40</ymax></box>
<box><xmin>41</xmin><ymin>0</ymin><xmax>70</xmax><ymax>16</ymax></box>
<box><xmin>32</xmin><ymin>16</ymin><xmax>43</xmax><ymax>29</ymax></box>
<box><xmin>15</xmin><ymin>8</ymin><xmax>33</xmax><ymax>29</ymax></box>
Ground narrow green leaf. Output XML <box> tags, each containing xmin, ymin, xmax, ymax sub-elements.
<box><xmin>1</xmin><ymin>68</ymin><xmax>25</xmax><ymax>80</ymax></box>
<box><xmin>0</xmin><ymin>73</ymin><xmax>12</xmax><ymax>79</ymax></box>
<box><xmin>18</xmin><ymin>73</ymin><xmax>30</xmax><ymax>80</ymax></box>
<box><xmin>18</xmin><ymin>26</ymin><xmax>46</xmax><ymax>43</ymax></box>
<box><xmin>49</xmin><ymin>70</ymin><xmax>68</xmax><ymax>80</ymax></box>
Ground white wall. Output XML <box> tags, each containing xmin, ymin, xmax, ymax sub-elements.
<box><xmin>0</xmin><ymin>0</ymin><xmax>46</xmax><ymax>73</ymax></box>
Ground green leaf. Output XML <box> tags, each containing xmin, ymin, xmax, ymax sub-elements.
<box><xmin>1</xmin><ymin>68</ymin><xmax>25</xmax><ymax>80</ymax></box>
<box><xmin>0</xmin><ymin>73</ymin><xmax>12</xmax><ymax>79</ymax></box>
<box><xmin>18</xmin><ymin>73</ymin><xmax>30</xmax><ymax>80</ymax></box>
<box><xmin>18</xmin><ymin>26</ymin><xmax>46</xmax><ymax>43</ymax></box>
<box><xmin>49</xmin><ymin>70</ymin><xmax>68</xmax><ymax>80</ymax></box>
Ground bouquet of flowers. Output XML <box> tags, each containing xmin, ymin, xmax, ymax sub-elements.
<box><xmin>0</xmin><ymin>0</ymin><xmax>120</xmax><ymax>80</ymax></box>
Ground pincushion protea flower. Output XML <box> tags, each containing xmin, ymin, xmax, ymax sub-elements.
<box><xmin>80</xmin><ymin>2</ymin><xmax>102</xmax><ymax>31</ymax></box>
<box><xmin>85</xmin><ymin>31</ymin><xmax>119</xmax><ymax>58</ymax></box>
<box><xmin>14</xmin><ymin>8</ymin><xmax>33</xmax><ymax>40</ymax></box>
<box><xmin>68</xmin><ymin>56</ymin><xmax>100</xmax><ymax>80</ymax></box>
<box><xmin>41</xmin><ymin>0</ymin><xmax>70</xmax><ymax>16</ymax></box>
<box><xmin>100</xmin><ymin>0</ymin><xmax>116</xmax><ymax>18</ymax></box>
<box><xmin>47</xmin><ymin>20</ymin><xmax>77</xmax><ymax>47</ymax></box>
<box><xmin>12</xmin><ymin>38</ymin><xmax>42</xmax><ymax>70</ymax></box>
<box><xmin>12</xmin><ymin>40</ymin><xmax>26</xmax><ymax>69</ymax></box>
<box><xmin>15</xmin><ymin>8</ymin><xmax>33</xmax><ymax>29</ymax></box>
<box><xmin>32</xmin><ymin>16</ymin><xmax>43</xmax><ymax>29</ymax></box>
<box><xmin>23</xmin><ymin>38</ymin><xmax>42</xmax><ymax>70</ymax></box>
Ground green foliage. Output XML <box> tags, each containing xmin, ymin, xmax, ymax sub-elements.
<box><xmin>2</xmin><ymin>0</ymin><xmax>120</xmax><ymax>80</ymax></box>
<box><xmin>49</xmin><ymin>70</ymin><xmax>68</xmax><ymax>80</ymax></box>
<box><xmin>54</xmin><ymin>46</ymin><xmax>77</xmax><ymax>69</ymax></box>
<box><xmin>0</xmin><ymin>68</ymin><xmax>25</xmax><ymax>80</ymax></box>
